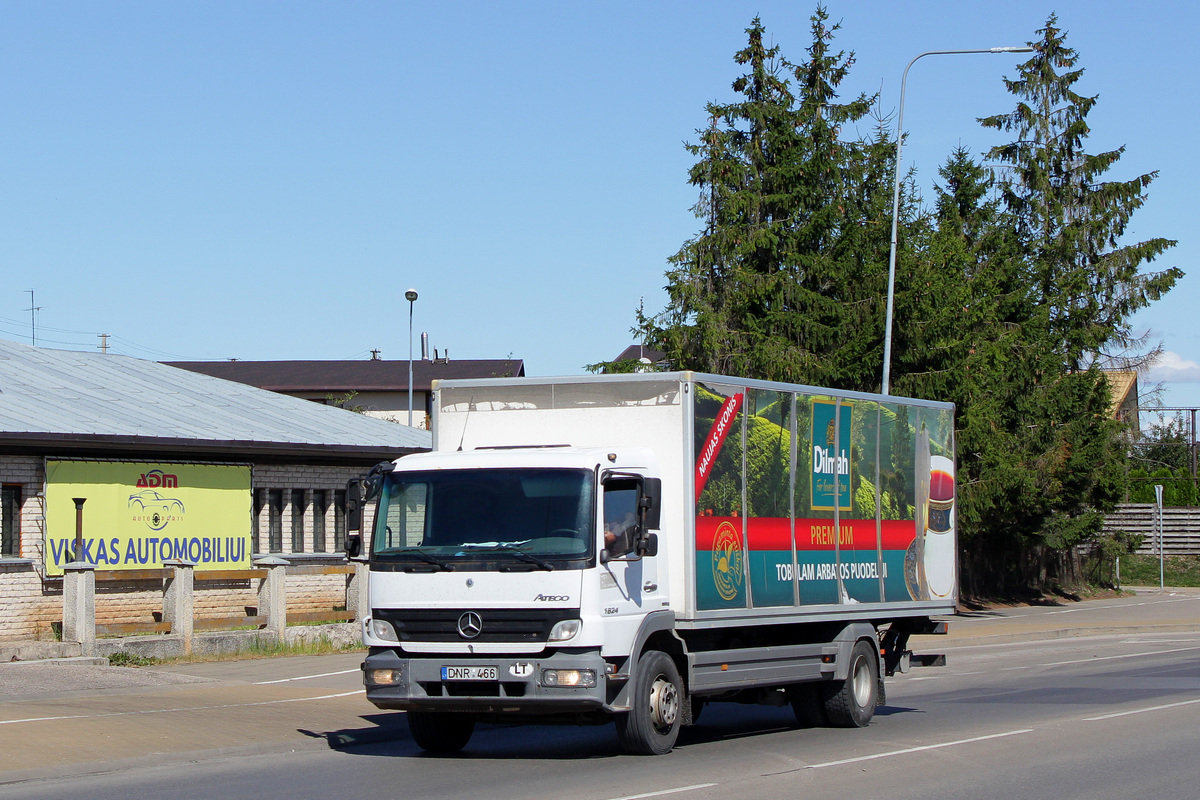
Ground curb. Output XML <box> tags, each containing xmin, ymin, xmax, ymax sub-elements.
<box><xmin>0</xmin><ymin>656</ymin><xmax>109</xmax><ymax>668</ymax></box>
<box><xmin>925</xmin><ymin>622</ymin><xmax>1200</xmax><ymax>648</ymax></box>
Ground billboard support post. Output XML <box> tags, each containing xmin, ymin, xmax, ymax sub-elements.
<box><xmin>163</xmin><ymin>561</ymin><xmax>196</xmax><ymax>653</ymax></box>
<box><xmin>62</xmin><ymin>561</ymin><xmax>96</xmax><ymax>656</ymax></box>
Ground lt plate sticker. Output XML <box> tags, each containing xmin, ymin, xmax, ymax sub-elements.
<box><xmin>509</xmin><ymin>662</ymin><xmax>533</xmax><ymax>678</ymax></box>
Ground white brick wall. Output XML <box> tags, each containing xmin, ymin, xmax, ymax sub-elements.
<box><xmin>252</xmin><ymin>463</ymin><xmax>376</xmax><ymax>554</ymax></box>
<box><xmin>2</xmin><ymin>456</ymin><xmax>44</xmax><ymax>564</ymax></box>
<box><xmin>0</xmin><ymin>455</ymin><xmax>382</xmax><ymax>643</ymax></box>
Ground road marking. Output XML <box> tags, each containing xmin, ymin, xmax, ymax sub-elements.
<box><xmin>255</xmin><ymin>668</ymin><xmax>361</xmax><ymax>684</ymax></box>
<box><xmin>605</xmin><ymin>784</ymin><xmax>718</xmax><ymax>800</ymax></box>
<box><xmin>0</xmin><ymin>690</ymin><xmax>361</xmax><ymax>726</ymax></box>
<box><xmin>1083</xmin><ymin>698</ymin><xmax>1200</xmax><ymax>721</ymax></box>
<box><xmin>774</xmin><ymin>729</ymin><xmax>1033</xmax><ymax>771</ymax></box>
<box><xmin>1042</xmin><ymin>597</ymin><xmax>1194</xmax><ymax>615</ymax></box>
<box><xmin>1042</xmin><ymin>645</ymin><xmax>1200</xmax><ymax>667</ymax></box>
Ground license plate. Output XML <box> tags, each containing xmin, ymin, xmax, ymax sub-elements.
<box><xmin>441</xmin><ymin>666</ymin><xmax>498</xmax><ymax>681</ymax></box>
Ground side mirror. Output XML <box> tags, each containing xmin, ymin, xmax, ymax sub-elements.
<box><xmin>637</xmin><ymin>533</ymin><xmax>658</xmax><ymax>558</ymax></box>
<box><xmin>345</xmin><ymin>478</ymin><xmax>365</xmax><ymax>558</ymax></box>
<box><xmin>639</xmin><ymin>478</ymin><xmax>662</xmax><ymax>531</ymax></box>
<box><xmin>345</xmin><ymin>478</ymin><xmax>364</xmax><ymax>533</ymax></box>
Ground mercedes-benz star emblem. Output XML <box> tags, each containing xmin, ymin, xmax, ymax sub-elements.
<box><xmin>457</xmin><ymin>611</ymin><xmax>483</xmax><ymax>639</ymax></box>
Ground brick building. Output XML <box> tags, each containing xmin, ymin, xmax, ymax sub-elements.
<box><xmin>0</xmin><ymin>339</ymin><xmax>429</xmax><ymax>642</ymax></box>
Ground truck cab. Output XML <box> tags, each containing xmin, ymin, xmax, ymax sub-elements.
<box><xmin>357</xmin><ymin>446</ymin><xmax>672</xmax><ymax>753</ymax></box>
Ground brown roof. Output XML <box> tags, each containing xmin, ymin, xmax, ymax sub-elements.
<box><xmin>613</xmin><ymin>345</ymin><xmax>666</xmax><ymax>364</ymax></box>
<box><xmin>164</xmin><ymin>358</ymin><xmax>525</xmax><ymax>393</ymax></box>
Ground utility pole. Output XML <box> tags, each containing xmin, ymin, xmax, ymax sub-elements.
<box><xmin>97</xmin><ymin>333</ymin><xmax>111</xmax><ymax>354</ymax></box>
<box><xmin>1192</xmin><ymin>408</ymin><xmax>1198</xmax><ymax>488</ymax></box>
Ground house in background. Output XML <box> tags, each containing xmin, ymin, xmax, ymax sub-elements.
<box><xmin>167</xmin><ymin>355</ymin><xmax>525</xmax><ymax>428</ymax></box>
<box><xmin>1103</xmin><ymin>370</ymin><xmax>1140</xmax><ymax>434</ymax></box>
<box><xmin>598</xmin><ymin>345</ymin><xmax>669</xmax><ymax>373</ymax></box>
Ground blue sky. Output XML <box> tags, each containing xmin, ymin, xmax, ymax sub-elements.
<box><xmin>2</xmin><ymin>1</ymin><xmax>1196</xmax><ymax>413</ymax></box>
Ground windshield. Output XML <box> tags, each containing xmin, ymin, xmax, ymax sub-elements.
<box><xmin>371</xmin><ymin>468</ymin><xmax>595</xmax><ymax>570</ymax></box>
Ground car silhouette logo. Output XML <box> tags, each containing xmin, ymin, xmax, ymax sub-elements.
<box><xmin>457</xmin><ymin>611</ymin><xmax>483</xmax><ymax>639</ymax></box>
<box><xmin>128</xmin><ymin>489</ymin><xmax>185</xmax><ymax>531</ymax></box>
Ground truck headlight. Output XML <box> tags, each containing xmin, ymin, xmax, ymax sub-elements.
<box><xmin>366</xmin><ymin>668</ymin><xmax>404</xmax><ymax>686</ymax></box>
<box><xmin>548</xmin><ymin>619</ymin><xmax>581</xmax><ymax>642</ymax></box>
<box><xmin>540</xmin><ymin>668</ymin><xmax>596</xmax><ymax>688</ymax></box>
<box><xmin>368</xmin><ymin>618</ymin><xmax>399</xmax><ymax>643</ymax></box>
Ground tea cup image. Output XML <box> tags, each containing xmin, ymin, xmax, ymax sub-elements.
<box><xmin>927</xmin><ymin>456</ymin><xmax>955</xmax><ymax>534</ymax></box>
<box><xmin>923</xmin><ymin>455</ymin><xmax>956</xmax><ymax>599</ymax></box>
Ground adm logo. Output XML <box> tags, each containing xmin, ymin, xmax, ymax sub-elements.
<box><xmin>137</xmin><ymin>470</ymin><xmax>178</xmax><ymax>489</ymax></box>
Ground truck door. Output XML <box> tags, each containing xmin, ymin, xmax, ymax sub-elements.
<box><xmin>599</xmin><ymin>473</ymin><xmax>661</xmax><ymax>616</ymax></box>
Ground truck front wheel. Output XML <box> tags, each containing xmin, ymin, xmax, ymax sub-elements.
<box><xmin>407</xmin><ymin>711</ymin><xmax>475</xmax><ymax>753</ymax></box>
<box><xmin>822</xmin><ymin>640</ymin><xmax>879</xmax><ymax>727</ymax></box>
<box><xmin>616</xmin><ymin>650</ymin><xmax>683</xmax><ymax>755</ymax></box>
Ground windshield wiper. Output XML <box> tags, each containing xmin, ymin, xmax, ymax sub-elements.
<box><xmin>393</xmin><ymin>548</ymin><xmax>454</xmax><ymax>572</ymax></box>
<box><xmin>466</xmin><ymin>544</ymin><xmax>555</xmax><ymax>571</ymax></box>
<box><xmin>503</xmin><ymin>548</ymin><xmax>555</xmax><ymax>571</ymax></box>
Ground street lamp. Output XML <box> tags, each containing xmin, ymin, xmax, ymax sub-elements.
<box><xmin>406</xmin><ymin>288</ymin><xmax>418</xmax><ymax>426</ymax></box>
<box><xmin>880</xmin><ymin>46</ymin><xmax>1033</xmax><ymax>396</ymax></box>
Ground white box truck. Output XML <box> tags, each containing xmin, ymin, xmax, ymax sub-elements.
<box><xmin>351</xmin><ymin>373</ymin><xmax>955</xmax><ymax>754</ymax></box>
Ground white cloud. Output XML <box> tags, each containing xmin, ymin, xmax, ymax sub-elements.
<box><xmin>1145</xmin><ymin>351</ymin><xmax>1200</xmax><ymax>383</ymax></box>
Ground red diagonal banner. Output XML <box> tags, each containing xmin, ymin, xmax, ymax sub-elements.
<box><xmin>695</xmin><ymin>391</ymin><xmax>743</xmax><ymax>502</ymax></box>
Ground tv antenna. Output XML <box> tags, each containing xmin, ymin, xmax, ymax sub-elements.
<box><xmin>25</xmin><ymin>290</ymin><xmax>43</xmax><ymax>346</ymax></box>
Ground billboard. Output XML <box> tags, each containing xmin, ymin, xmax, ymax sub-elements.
<box><xmin>44</xmin><ymin>460</ymin><xmax>252</xmax><ymax>576</ymax></box>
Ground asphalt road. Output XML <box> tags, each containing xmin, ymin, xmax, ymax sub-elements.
<box><xmin>1</xmin><ymin>591</ymin><xmax>1198</xmax><ymax>799</ymax></box>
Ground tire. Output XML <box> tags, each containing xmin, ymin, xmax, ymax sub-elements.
<box><xmin>786</xmin><ymin>682</ymin><xmax>827</xmax><ymax>728</ymax></box>
<box><xmin>407</xmin><ymin>711</ymin><xmax>475</xmax><ymax>753</ymax></box>
<box><xmin>821</xmin><ymin>639</ymin><xmax>879</xmax><ymax>728</ymax></box>
<box><xmin>616</xmin><ymin>650</ymin><xmax>684</xmax><ymax>755</ymax></box>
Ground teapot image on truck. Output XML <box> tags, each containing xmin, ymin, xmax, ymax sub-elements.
<box><xmin>349</xmin><ymin>372</ymin><xmax>954</xmax><ymax>755</ymax></box>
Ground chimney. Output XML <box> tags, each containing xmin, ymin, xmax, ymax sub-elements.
<box><xmin>421</xmin><ymin>332</ymin><xmax>429</xmax><ymax>361</ymax></box>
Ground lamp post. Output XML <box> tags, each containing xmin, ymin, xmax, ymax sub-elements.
<box><xmin>880</xmin><ymin>46</ymin><xmax>1033</xmax><ymax>396</ymax></box>
<box><xmin>405</xmin><ymin>288</ymin><xmax>418</xmax><ymax>427</ymax></box>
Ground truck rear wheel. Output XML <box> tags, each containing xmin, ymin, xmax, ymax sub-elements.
<box><xmin>616</xmin><ymin>650</ymin><xmax>683</xmax><ymax>755</ymax></box>
<box><xmin>407</xmin><ymin>711</ymin><xmax>475</xmax><ymax>753</ymax></box>
<box><xmin>822</xmin><ymin>640</ymin><xmax>879</xmax><ymax>727</ymax></box>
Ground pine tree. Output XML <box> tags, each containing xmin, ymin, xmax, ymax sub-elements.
<box><xmin>979</xmin><ymin>14</ymin><xmax>1180</xmax><ymax>372</ymax></box>
<box><xmin>639</xmin><ymin>10</ymin><xmax>890</xmax><ymax>388</ymax></box>
<box><xmin>944</xmin><ymin>15</ymin><xmax>1182</xmax><ymax>591</ymax></box>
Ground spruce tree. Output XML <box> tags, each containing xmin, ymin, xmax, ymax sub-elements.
<box><xmin>980</xmin><ymin>14</ymin><xmax>1180</xmax><ymax>371</ymax></box>
<box><xmin>960</xmin><ymin>15</ymin><xmax>1181</xmax><ymax>590</ymax></box>
<box><xmin>639</xmin><ymin>10</ymin><xmax>890</xmax><ymax>388</ymax></box>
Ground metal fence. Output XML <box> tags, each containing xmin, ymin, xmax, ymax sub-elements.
<box><xmin>1102</xmin><ymin>503</ymin><xmax>1200</xmax><ymax>556</ymax></box>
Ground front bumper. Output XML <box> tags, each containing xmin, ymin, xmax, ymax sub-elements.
<box><xmin>362</xmin><ymin>648</ymin><xmax>616</xmax><ymax>715</ymax></box>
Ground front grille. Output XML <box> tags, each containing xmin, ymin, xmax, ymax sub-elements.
<box><xmin>418</xmin><ymin>681</ymin><xmax>529</xmax><ymax>698</ymax></box>
<box><xmin>374</xmin><ymin>608</ymin><xmax>579</xmax><ymax>644</ymax></box>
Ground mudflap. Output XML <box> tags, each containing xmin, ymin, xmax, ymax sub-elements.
<box><xmin>880</xmin><ymin>618</ymin><xmax>947</xmax><ymax>677</ymax></box>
